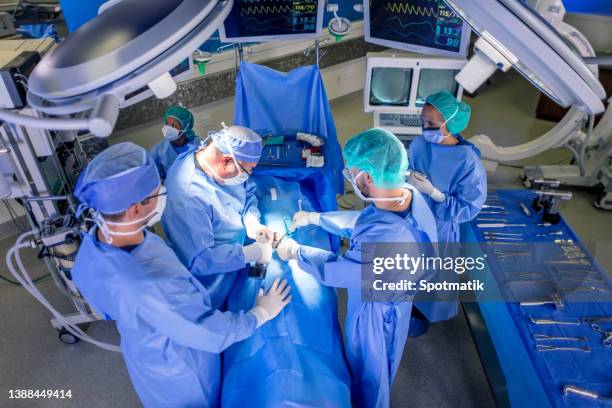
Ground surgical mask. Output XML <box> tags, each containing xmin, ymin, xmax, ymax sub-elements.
<box><xmin>343</xmin><ymin>169</ymin><xmax>409</xmax><ymax>205</ymax></box>
<box><xmin>162</xmin><ymin>125</ymin><xmax>183</xmax><ymax>142</ymax></box>
<box><xmin>96</xmin><ymin>186</ymin><xmax>167</xmax><ymax>243</ymax></box>
<box><xmin>421</xmin><ymin>105</ymin><xmax>459</xmax><ymax>144</ymax></box>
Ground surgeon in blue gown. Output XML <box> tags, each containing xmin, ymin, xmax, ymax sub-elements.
<box><xmin>71</xmin><ymin>142</ymin><xmax>291</xmax><ymax>408</ymax></box>
<box><xmin>150</xmin><ymin>105</ymin><xmax>200</xmax><ymax>180</ymax></box>
<box><xmin>162</xmin><ymin>124</ymin><xmax>278</xmax><ymax>309</ymax></box>
<box><xmin>279</xmin><ymin>129</ymin><xmax>438</xmax><ymax>408</ymax></box>
<box><xmin>408</xmin><ymin>90</ymin><xmax>487</xmax><ymax>331</ymax></box>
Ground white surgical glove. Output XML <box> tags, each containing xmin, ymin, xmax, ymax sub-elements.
<box><xmin>254</xmin><ymin>226</ymin><xmax>276</xmax><ymax>243</ymax></box>
<box><xmin>276</xmin><ymin>238</ymin><xmax>300</xmax><ymax>261</ymax></box>
<box><xmin>409</xmin><ymin>171</ymin><xmax>446</xmax><ymax>203</ymax></box>
<box><xmin>249</xmin><ymin>279</ymin><xmax>292</xmax><ymax>327</ymax></box>
<box><xmin>242</xmin><ymin>242</ymin><xmax>273</xmax><ymax>264</ymax></box>
<box><xmin>291</xmin><ymin>211</ymin><xmax>321</xmax><ymax>231</ymax></box>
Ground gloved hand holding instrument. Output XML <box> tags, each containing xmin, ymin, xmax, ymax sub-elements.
<box><xmin>408</xmin><ymin>171</ymin><xmax>446</xmax><ymax>203</ymax></box>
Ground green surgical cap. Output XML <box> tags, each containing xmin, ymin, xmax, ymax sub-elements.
<box><xmin>425</xmin><ymin>91</ymin><xmax>471</xmax><ymax>134</ymax></box>
<box><xmin>163</xmin><ymin>106</ymin><xmax>195</xmax><ymax>138</ymax></box>
<box><xmin>343</xmin><ymin>128</ymin><xmax>408</xmax><ymax>189</ymax></box>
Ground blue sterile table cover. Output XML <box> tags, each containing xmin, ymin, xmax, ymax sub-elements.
<box><xmin>221</xmin><ymin>63</ymin><xmax>351</xmax><ymax>407</ymax></box>
<box><xmin>233</xmin><ymin>62</ymin><xmax>344</xmax><ymax>213</ymax></box>
<box><xmin>463</xmin><ymin>189</ymin><xmax>612</xmax><ymax>407</ymax></box>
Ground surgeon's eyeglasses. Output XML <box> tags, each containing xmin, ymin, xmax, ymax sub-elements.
<box><xmin>143</xmin><ymin>186</ymin><xmax>168</xmax><ymax>201</ymax></box>
<box><xmin>236</xmin><ymin>160</ymin><xmax>253</xmax><ymax>176</ymax></box>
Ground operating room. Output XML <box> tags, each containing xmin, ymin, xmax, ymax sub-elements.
<box><xmin>1</xmin><ymin>0</ymin><xmax>612</xmax><ymax>407</ymax></box>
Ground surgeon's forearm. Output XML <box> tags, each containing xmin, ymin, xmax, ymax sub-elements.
<box><xmin>295</xmin><ymin>245</ymin><xmax>351</xmax><ymax>288</ymax></box>
<box><xmin>318</xmin><ymin>211</ymin><xmax>360</xmax><ymax>239</ymax></box>
<box><xmin>190</xmin><ymin>244</ymin><xmax>248</xmax><ymax>275</ymax></box>
<box><xmin>434</xmin><ymin>195</ymin><xmax>477</xmax><ymax>222</ymax></box>
<box><xmin>151</xmin><ymin>309</ymin><xmax>258</xmax><ymax>352</ymax></box>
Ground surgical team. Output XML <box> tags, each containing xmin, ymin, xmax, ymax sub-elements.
<box><xmin>70</xmin><ymin>90</ymin><xmax>487</xmax><ymax>408</ymax></box>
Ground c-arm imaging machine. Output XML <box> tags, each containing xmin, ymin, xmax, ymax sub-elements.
<box><xmin>445</xmin><ymin>0</ymin><xmax>611</xmax><ymax>209</ymax></box>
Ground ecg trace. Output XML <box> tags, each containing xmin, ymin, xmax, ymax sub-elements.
<box><xmin>383</xmin><ymin>3</ymin><xmax>437</xmax><ymax>16</ymax></box>
<box><xmin>240</xmin><ymin>4</ymin><xmax>293</xmax><ymax>16</ymax></box>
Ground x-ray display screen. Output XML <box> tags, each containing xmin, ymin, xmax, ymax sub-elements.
<box><xmin>369</xmin><ymin>67</ymin><xmax>413</xmax><ymax>107</ymax></box>
<box><xmin>416</xmin><ymin>68</ymin><xmax>460</xmax><ymax>106</ymax></box>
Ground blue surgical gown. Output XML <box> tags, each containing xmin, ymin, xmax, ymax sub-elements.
<box><xmin>150</xmin><ymin>136</ymin><xmax>200</xmax><ymax>180</ymax></box>
<box><xmin>71</xmin><ymin>230</ymin><xmax>258</xmax><ymax>408</ymax></box>
<box><xmin>296</xmin><ymin>189</ymin><xmax>437</xmax><ymax>408</ymax></box>
<box><xmin>409</xmin><ymin>135</ymin><xmax>487</xmax><ymax>243</ymax></box>
<box><xmin>408</xmin><ymin>135</ymin><xmax>487</xmax><ymax>321</ymax></box>
<box><xmin>162</xmin><ymin>150</ymin><xmax>261</xmax><ymax>309</ymax></box>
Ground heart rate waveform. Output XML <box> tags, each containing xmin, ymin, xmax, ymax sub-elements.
<box><xmin>223</xmin><ymin>0</ymin><xmax>320</xmax><ymax>40</ymax></box>
<box><xmin>384</xmin><ymin>3</ymin><xmax>437</xmax><ymax>16</ymax></box>
<box><xmin>368</xmin><ymin>0</ymin><xmax>466</xmax><ymax>54</ymax></box>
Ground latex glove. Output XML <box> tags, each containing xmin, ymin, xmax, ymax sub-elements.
<box><xmin>250</xmin><ymin>279</ymin><xmax>292</xmax><ymax>327</ymax></box>
<box><xmin>409</xmin><ymin>171</ymin><xmax>446</xmax><ymax>203</ymax></box>
<box><xmin>254</xmin><ymin>226</ymin><xmax>279</xmax><ymax>244</ymax></box>
<box><xmin>276</xmin><ymin>238</ymin><xmax>300</xmax><ymax>261</ymax></box>
<box><xmin>291</xmin><ymin>211</ymin><xmax>321</xmax><ymax>231</ymax></box>
<box><xmin>242</xmin><ymin>242</ymin><xmax>273</xmax><ymax>264</ymax></box>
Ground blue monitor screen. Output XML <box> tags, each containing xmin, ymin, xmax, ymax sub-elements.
<box><xmin>366</xmin><ymin>0</ymin><xmax>468</xmax><ymax>56</ymax></box>
<box><xmin>221</xmin><ymin>0</ymin><xmax>322</xmax><ymax>42</ymax></box>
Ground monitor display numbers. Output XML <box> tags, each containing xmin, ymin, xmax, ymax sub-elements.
<box><xmin>367</xmin><ymin>0</ymin><xmax>468</xmax><ymax>55</ymax></box>
<box><xmin>221</xmin><ymin>0</ymin><xmax>321</xmax><ymax>42</ymax></box>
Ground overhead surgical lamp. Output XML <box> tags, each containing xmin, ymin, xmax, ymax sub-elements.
<box><xmin>446</xmin><ymin>0</ymin><xmax>605</xmax><ymax>114</ymax></box>
<box><xmin>0</xmin><ymin>0</ymin><xmax>233</xmax><ymax>137</ymax></box>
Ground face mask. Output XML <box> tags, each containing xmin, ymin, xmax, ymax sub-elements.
<box><xmin>202</xmin><ymin>141</ymin><xmax>251</xmax><ymax>185</ymax></box>
<box><xmin>162</xmin><ymin>125</ymin><xmax>183</xmax><ymax>142</ymax></box>
<box><xmin>344</xmin><ymin>169</ymin><xmax>409</xmax><ymax>205</ymax></box>
<box><xmin>421</xmin><ymin>105</ymin><xmax>459</xmax><ymax>144</ymax></box>
<box><xmin>96</xmin><ymin>186</ymin><xmax>167</xmax><ymax>243</ymax></box>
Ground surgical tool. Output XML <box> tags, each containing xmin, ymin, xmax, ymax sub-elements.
<box><xmin>536</xmin><ymin>231</ymin><xmax>564</xmax><ymax>237</ymax></box>
<box><xmin>563</xmin><ymin>286</ymin><xmax>609</xmax><ymax>293</ymax></box>
<box><xmin>530</xmin><ymin>318</ymin><xmax>580</xmax><ymax>325</ymax></box>
<box><xmin>561</xmin><ymin>277</ymin><xmax>602</xmax><ymax>283</ymax></box>
<box><xmin>483</xmin><ymin>232</ymin><xmax>524</xmax><ymax>237</ymax></box>
<box><xmin>564</xmin><ymin>385</ymin><xmax>612</xmax><ymax>401</ymax></box>
<box><xmin>520</xmin><ymin>202</ymin><xmax>531</xmax><ymax>216</ymax></box>
<box><xmin>536</xmin><ymin>344</ymin><xmax>590</xmax><ymax>352</ymax></box>
<box><xmin>482</xmin><ymin>205</ymin><xmax>505</xmax><ymax>210</ymax></box>
<box><xmin>480</xmin><ymin>211</ymin><xmax>510</xmax><ymax>215</ymax></box>
<box><xmin>486</xmin><ymin>237</ymin><xmax>524</xmax><ymax>242</ymax></box>
<box><xmin>546</xmin><ymin>259</ymin><xmax>591</xmax><ymax>266</ymax></box>
<box><xmin>533</xmin><ymin>334</ymin><xmax>586</xmax><ymax>342</ymax></box>
<box><xmin>477</xmin><ymin>223</ymin><xmax>528</xmax><ymax>228</ymax></box>
<box><xmin>520</xmin><ymin>294</ymin><xmax>564</xmax><ymax>309</ymax></box>
<box><xmin>580</xmin><ymin>317</ymin><xmax>612</xmax><ymax>324</ymax></box>
<box><xmin>476</xmin><ymin>218</ymin><xmax>509</xmax><ymax>222</ymax></box>
<box><xmin>590</xmin><ymin>324</ymin><xmax>612</xmax><ymax>347</ymax></box>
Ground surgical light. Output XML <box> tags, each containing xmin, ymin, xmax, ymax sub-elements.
<box><xmin>0</xmin><ymin>0</ymin><xmax>233</xmax><ymax>137</ymax></box>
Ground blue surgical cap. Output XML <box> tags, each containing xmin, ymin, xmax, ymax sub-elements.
<box><xmin>425</xmin><ymin>91</ymin><xmax>472</xmax><ymax>134</ymax></box>
<box><xmin>343</xmin><ymin>128</ymin><xmax>408</xmax><ymax>189</ymax></box>
<box><xmin>211</xmin><ymin>125</ymin><xmax>263</xmax><ymax>163</ymax></box>
<box><xmin>74</xmin><ymin>142</ymin><xmax>160</xmax><ymax>215</ymax></box>
<box><xmin>164</xmin><ymin>106</ymin><xmax>196</xmax><ymax>139</ymax></box>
